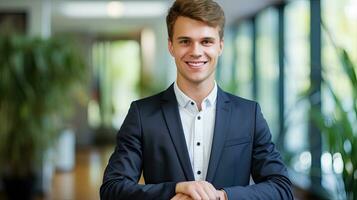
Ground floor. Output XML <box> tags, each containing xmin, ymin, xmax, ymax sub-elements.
<box><xmin>45</xmin><ymin>146</ymin><xmax>114</xmax><ymax>200</ymax></box>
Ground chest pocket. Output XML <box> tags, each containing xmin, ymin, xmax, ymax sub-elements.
<box><xmin>224</xmin><ymin>136</ymin><xmax>251</xmax><ymax>147</ymax></box>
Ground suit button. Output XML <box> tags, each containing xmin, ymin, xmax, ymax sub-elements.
<box><xmin>197</xmin><ymin>171</ymin><xmax>201</xmax><ymax>175</ymax></box>
<box><xmin>197</xmin><ymin>116</ymin><xmax>201</xmax><ymax>120</ymax></box>
<box><xmin>197</xmin><ymin>142</ymin><xmax>200</xmax><ymax>146</ymax></box>
<box><xmin>191</xmin><ymin>102</ymin><xmax>194</xmax><ymax>105</ymax></box>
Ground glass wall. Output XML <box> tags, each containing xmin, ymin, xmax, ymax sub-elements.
<box><xmin>322</xmin><ymin>0</ymin><xmax>357</xmax><ymax>113</ymax></box>
<box><xmin>321</xmin><ymin>0</ymin><xmax>357</xmax><ymax>197</ymax></box>
<box><xmin>235</xmin><ymin>21</ymin><xmax>253</xmax><ymax>100</ymax></box>
<box><xmin>230</xmin><ymin>0</ymin><xmax>357</xmax><ymax>198</ymax></box>
<box><xmin>284</xmin><ymin>0</ymin><xmax>311</xmax><ymax>175</ymax></box>
<box><xmin>256</xmin><ymin>7</ymin><xmax>279</xmax><ymax>140</ymax></box>
<box><xmin>89</xmin><ymin>40</ymin><xmax>140</xmax><ymax>130</ymax></box>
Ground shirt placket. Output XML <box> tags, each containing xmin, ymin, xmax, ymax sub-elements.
<box><xmin>193</xmin><ymin>110</ymin><xmax>204</xmax><ymax>180</ymax></box>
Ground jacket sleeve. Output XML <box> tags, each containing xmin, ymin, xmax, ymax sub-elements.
<box><xmin>223</xmin><ymin>103</ymin><xmax>293</xmax><ymax>200</ymax></box>
<box><xmin>100</xmin><ymin>102</ymin><xmax>177</xmax><ymax>200</ymax></box>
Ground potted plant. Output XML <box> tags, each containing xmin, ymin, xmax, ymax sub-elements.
<box><xmin>309</xmin><ymin>27</ymin><xmax>357</xmax><ymax>199</ymax></box>
<box><xmin>0</xmin><ymin>34</ymin><xmax>86</xmax><ymax>199</ymax></box>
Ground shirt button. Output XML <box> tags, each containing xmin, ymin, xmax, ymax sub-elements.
<box><xmin>197</xmin><ymin>116</ymin><xmax>201</xmax><ymax>120</ymax></box>
<box><xmin>191</xmin><ymin>102</ymin><xmax>194</xmax><ymax>105</ymax></box>
<box><xmin>197</xmin><ymin>171</ymin><xmax>201</xmax><ymax>175</ymax></box>
<box><xmin>197</xmin><ymin>142</ymin><xmax>200</xmax><ymax>146</ymax></box>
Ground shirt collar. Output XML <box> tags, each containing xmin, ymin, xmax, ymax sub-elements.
<box><xmin>204</xmin><ymin>82</ymin><xmax>217</xmax><ymax>108</ymax></box>
<box><xmin>174</xmin><ymin>81</ymin><xmax>217</xmax><ymax>109</ymax></box>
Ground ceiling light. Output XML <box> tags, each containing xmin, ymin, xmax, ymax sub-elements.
<box><xmin>107</xmin><ymin>2</ymin><xmax>123</xmax><ymax>18</ymax></box>
<box><xmin>59</xmin><ymin>1</ymin><xmax>168</xmax><ymax>18</ymax></box>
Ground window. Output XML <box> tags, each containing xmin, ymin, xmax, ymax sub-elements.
<box><xmin>322</xmin><ymin>0</ymin><xmax>357</xmax><ymax>110</ymax></box>
<box><xmin>89</xmin><ymin>40</ymin><xmax>140</xmax><ymax>130</ymax></box>
<box><xmin>284</xmin><ymin>0</ymin><xmax>310</xmax><ymax>170</ymax></box>
<box><xmin>235</xmin><ymin>21</ymin><xmax>253</xmax><ymax>99</ymax></box>
<box><xmin>321</xmin><ymin>0</ymin><xmax>357</xmax><ymax>197</ymax></box>
<box><xmin>256</xmin><ymin>7</ymin><xmax>279</xmax><ymax>140</ymax></box>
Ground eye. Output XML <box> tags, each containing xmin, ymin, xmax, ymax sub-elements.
<box><xmin>179</xmin><ymin>39</ymin><xmax>190</xmax><ymax>45</ymax></box>
<box><xmin>202</xmin><ymin>40</ymin><xmax>213</xmax><ymax>46</ymax></box>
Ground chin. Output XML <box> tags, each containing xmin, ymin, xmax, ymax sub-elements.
<box><xmin>188</xmin><ymin>77</ymin><xmax>209</xmax><ymax>84</ymax></box>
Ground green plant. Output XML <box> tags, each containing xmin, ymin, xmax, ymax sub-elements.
<box><xmin>309</xmin><ymin>26</ymin><xmax>357</xmax><ymax>199</ymax></box>
<box><xmin>0</xmin><ymin>34</ymin><xmax>86</xmax><ymax>177</ymax></box>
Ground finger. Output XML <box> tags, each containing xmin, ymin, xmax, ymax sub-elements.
<box><xmin>216</xmin><ymin>190</ymin><xmax>226</xmax><ymax>200</ymax></box>
<box><xmin>177</xmin><ymin>182</ymin><xmax>203</xmax><ymax>199</ymax></box>
<box><xmin>189</xmin><ymin>189</ymin><xmax>202</xmax><ymax>200</ymax></box>
<box><xmin>171</xmin><ymin>193</ymin><xmax>184</xmax><ymax>200</ymax></box>
<box><xmin>170</xmin><ymin>194</ymin><xmax>179</xmax><ymax>200</ymax></box>
<box><xmin>202</xmin><ymin>182</ymin><xmax>218</xmax><ymax>200</ymax></box>
<box><xmin>178</xmin><ymin>194</ymin><xmax>191</xmax><ymax>200</ymax></box>
<box><xmin>173</xmin><ymin>193</ymin><xmax>193</xmax><ymax>200</ymax></box>
<box><xmin>207</xmin><ymin>182</ymin><xmax>220</xmax><ymax>198</ymax></box>
<box><xmin>182</xmin><ymin>194</ymin><xmax>193</xmax><ymax>200</ymax></box>
<box><xmin>215</xmin><ymin>191</ymin><xmax>222</xmax><ymax>200</ymax></box>
<box><xmin>195</xmin><ymin>183</ymin><xmax>210</xmax><ymax>200</ymax></box>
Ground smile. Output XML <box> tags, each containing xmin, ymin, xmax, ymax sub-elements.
<box><xmin>185</xmin><ymin>61</ymin><xmax>208</xmax><ymax>67</ymax></box>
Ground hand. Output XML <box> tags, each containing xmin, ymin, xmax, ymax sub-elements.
<box><xmin>216</xmin><ymin>190</ymin><xmax>227</xmax><ymax>200</ymax></box>
<box><xmin>175</xmin><ymin>181</ymin><xmax>219</xmax><ymax>200</ymax></box>
<box><xmin>171</xmin><ymin>193</ymin><xmax>194</xmax><ymax>200</ymax></box>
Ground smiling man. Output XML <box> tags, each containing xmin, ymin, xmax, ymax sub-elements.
<box><xmin>100</xmin><ymin>0</ymin><xmax>293</xmax><ymax>199</ymax></box>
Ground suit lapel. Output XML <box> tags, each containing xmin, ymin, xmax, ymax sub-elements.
<box><xmin>161</xmin><ymin>85</ymin><xmax>195</xmax><ymax>181</ymax></box>
<box><xmin>206</xmin><ymin>87</ymin><xmax>231</xmax><ymax>182</ymax></box>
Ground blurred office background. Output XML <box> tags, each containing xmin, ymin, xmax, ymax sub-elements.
<box><xmin>0</xmin><ymin>0</ymin><xmax>356</xmax><ymax>199</ymax></box>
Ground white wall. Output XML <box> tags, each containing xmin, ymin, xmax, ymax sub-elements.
<box><xmin>0</xmin><ymin>0</ymin><xmax>51</xmax><ymax>37</ymax></box>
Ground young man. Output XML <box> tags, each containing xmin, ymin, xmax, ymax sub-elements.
<box><xmin>100</xmin><ymin>0</ymin><xmax>293</xmax><ymax>199</ymax></box>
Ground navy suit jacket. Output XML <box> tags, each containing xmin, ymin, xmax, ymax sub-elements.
<box><xmin>100</xmin><ymin>84</ymin><xmax>293</xmax><ymax>200</ymax></box>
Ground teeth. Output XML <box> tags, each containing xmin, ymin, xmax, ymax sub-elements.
<box><xmin>186</xmin><ymin>61</ymin><xmax>207</xmax><ymax>67</ymax></box>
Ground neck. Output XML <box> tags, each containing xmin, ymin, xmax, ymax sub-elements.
<box><xmin>176</xmin><ymin>80</ymin><xmax>215</xmax><ymax>108</ymax></box>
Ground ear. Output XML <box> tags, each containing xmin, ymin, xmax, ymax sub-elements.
<box><xmin>219</xmin><ymin>39</ymin><xmax>224</xmax><ymax>56</ymax></box>
<box><xmin>168</xmin><ymin>39</ymin><xmax>174</xmax><ymax>57</ymax></box>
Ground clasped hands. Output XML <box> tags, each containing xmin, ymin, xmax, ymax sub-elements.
<box><xmin>171</xmin><ymin>181</ymin><xmax>227</xmax><ymax>200</ymax></box>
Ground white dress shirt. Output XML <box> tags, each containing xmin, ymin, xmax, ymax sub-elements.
<box><xmin>174</xmin><ymin>82</ymin><xmax>217</xmax><ymax>181</ymax></box>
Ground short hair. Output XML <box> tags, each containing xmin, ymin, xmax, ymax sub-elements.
<box><xmin>166</xmin><ymin>0</ymin><xmax>225</xmax><ymax>41</ymax></box>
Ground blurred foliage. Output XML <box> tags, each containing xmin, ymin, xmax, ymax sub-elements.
<box><xmin>309</xmin><ymin>24</ymin><xmax>357</xmax><ymax>199</ymax></box>
<box><xmin>0</xmin><ymin>34</ymin><xmax>87</xmax><ymax>177</ymax></box>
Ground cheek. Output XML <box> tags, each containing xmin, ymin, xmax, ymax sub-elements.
<box><xmin>205</xmin><ymin>48</ymin><xmax>221</xmax><ymax>59</ymax></box>
<box><xmin>174</xmin><ymin>49</ymin><xmax>188</xmax><ymax>59</ymax></box>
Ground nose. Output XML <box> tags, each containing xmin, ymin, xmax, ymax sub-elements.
<box><xmin>189</xmin><ymin>42</ymin><xmax>202</xmax><ymax>58</ymax></box>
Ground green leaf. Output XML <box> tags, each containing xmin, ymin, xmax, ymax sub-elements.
<box><xmin>0</xmin><ymin>34</ymin><xmax>87</xmax><ymax>176</ymax></box>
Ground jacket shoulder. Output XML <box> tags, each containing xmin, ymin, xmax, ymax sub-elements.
<box><xmin>131</xmin><ymin>90</ymin><xmax>166</xmax><ymax>111</ymax></box>
<box><xmin>223</xmin><ymin>91</ymin><xmax>257</xmax><ymax>107</ymax></box>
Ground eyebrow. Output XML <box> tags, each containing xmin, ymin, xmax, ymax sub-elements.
<box><xmin>176</xmin><ymin>36</ymin><xmax>216</xmax><ymax>41</ymax></box>
<box><xmin>176</xmin><ymin>36</ymin><xmax>190</xmax><ymax>40</ymax></box>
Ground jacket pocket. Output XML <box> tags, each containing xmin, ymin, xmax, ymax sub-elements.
<box><xmin>224</xmin><ymin>136</ymin><xmax>251</xmax><ymax>147</ymax></box>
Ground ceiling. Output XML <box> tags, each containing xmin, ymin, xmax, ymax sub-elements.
<box><xmin>220</xmin><ymin>0</ymin><xmax>282</xmax><ymax>23</ymax></box>
<box><xmin>51</xmin><ymin>0</ymin><xmax>282</xmax><ymax>34</ymax></box>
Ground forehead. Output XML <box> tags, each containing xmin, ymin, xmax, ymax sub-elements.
<box><xmin>173</xmin><ymin>16</ymin><xmax>220</xmax><ymax>40</ymax></box>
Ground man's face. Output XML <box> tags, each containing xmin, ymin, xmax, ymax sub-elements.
<box><xmin>168</xmin><ymin>16</ymin><xmax>223</xmax><ymax>87</ymax></box>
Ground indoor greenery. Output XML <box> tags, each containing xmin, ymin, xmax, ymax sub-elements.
<box><xmin>309</xmin><ymin>26</ymin><xmax>357</xmax><ymax>199</ymax></box>
<box><xmin>0</xmin><ymin>34</ymin><xmax>86</xmax><ymax>178</ymax></box>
